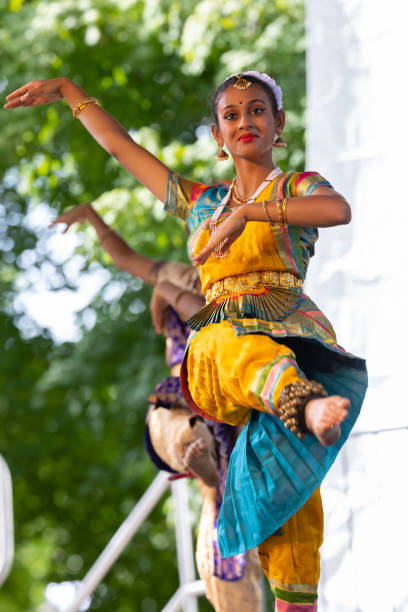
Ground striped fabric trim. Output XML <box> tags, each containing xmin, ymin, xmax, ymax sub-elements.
<box><xmin>274</xmin><ymin>586</ymin><xmax>318</xmax><ymax>604</ymax></box>
<box><xmin>275</xmin><ymin>599</ymin><xmax>317</xmax><ymax>612</ymax></box>
<box><xmin>271</xmin><ymin>223</ymin><xmax>298</xmax><ymax>271</ymax></box>
<box><xmin>269</xmin><ymin>578</ymin><xmax>318</xmax><ymax>594</ymax></box>
<box><xmin>303</xmin><ymin>179</ymin><xmax>331</xmax><ymax>196</ymax></box>
<box><xmin>252</xmin><ymin>356</ymin><xmax>304</xmax><ymax>413</ymax></box>
<box><xmin>292</xmin><ymin>171</ymin><xmax>332</xmax><ymax>197</ymax></box>
<box><xmin>297</xmin><ymin>309</ymin><xmax>338</xmax><ymax>340</ymax></box>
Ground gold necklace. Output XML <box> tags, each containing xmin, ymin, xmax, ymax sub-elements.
<box><xmin>209</xmin><ymin>167</ymin><xmax>283</xmax><ymax>259</ymax></box>
<box><xmin>231</xmin><ymin>178</ymin><xmax>255</xmax><ymax>204</ymax></box>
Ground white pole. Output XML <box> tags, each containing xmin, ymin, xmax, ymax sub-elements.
<box><xmin>161</xmin><ymin>580</ymin><xmax>206</xmax><ymax>612</ymax></box>
<box><xmin>0</xmin><ymin>455</ymin><xmax>14</xmax><ymax>587</ymax></box>
<box><xmin>63</xmin><ymin>471</ymin><xmax>170</xmax><ymax>612</ymax></box>
<box><xmin>170</xmin><ymin>480</ymin><xmax>198</xmax><ymax>612</ymax></box>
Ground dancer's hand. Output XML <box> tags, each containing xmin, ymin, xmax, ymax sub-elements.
<box><xmin>192</xmin><ymin>207</ymin><xmax>247</xmax><ymax>265</ymax></box>
<box><xmin>4</xmin><ymin>79</ymin><xmax>67</xmax><ymax>108</ymax></box>
<box><xmin>49</xmin><ymin>203</ymin><xmax>91</xmax><ymax>232</ymax></box>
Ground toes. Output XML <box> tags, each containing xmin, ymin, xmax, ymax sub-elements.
<box><xmin>332</xmin><ymin>396</ymin><xmax>350</xmax><ymax>410</ymax></box>
<box><xmin>184</xmin><ymin>438</ymin><xmax>206</xmax><ymax>460</ymax></box>
<box><xmin>194</xmin><ymin>439</ymin><xmax>206</xmax><ymax>453</ymax></box>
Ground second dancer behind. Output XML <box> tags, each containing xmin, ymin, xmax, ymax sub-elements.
<box><xmin>51</xmin><ymin>202</ymin><xmax>262</xmax><ymax>612</ymax></box>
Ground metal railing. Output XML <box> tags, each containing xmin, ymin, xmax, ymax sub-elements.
<box><xmin>61</xmin><ymin>472</ymin><xmax>205</xmax><ymax>612</ymax></box>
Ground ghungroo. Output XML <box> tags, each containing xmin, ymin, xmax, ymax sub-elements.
<box><xmin>277</xmin><ymin>379</ymin><xmax>328</xmax><ymax>439</ymax></box>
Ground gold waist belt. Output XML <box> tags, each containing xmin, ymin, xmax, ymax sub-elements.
<box><xmin>205</xmin><ymin>270</ymin><xmax>303</xmax><ymax>303</ymax></box>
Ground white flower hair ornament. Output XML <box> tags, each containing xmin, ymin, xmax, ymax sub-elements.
<box><xmin>225</xmin><ymin>71</ymin><xmax>283</xmax><ymax>110</ymax></box>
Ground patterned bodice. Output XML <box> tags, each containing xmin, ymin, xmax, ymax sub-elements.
<box><xmin>165</xmin><ymin>171</ymin><xmax>331</xmax><ymax>295</ymax></box>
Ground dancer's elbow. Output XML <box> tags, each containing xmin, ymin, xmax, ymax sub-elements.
<box><xmin>333</xmin><ymin>198</ymin><xmax>352</xmax><ymax>225</ymax></box>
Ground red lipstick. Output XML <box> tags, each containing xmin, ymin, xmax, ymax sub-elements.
<box><xmin>239</xmin><ymin>133</ymin><xmax>258</xmax><ymax>143</ymax></box>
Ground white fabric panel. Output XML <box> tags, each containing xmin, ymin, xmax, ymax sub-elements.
<box><xmin>305</xmin><ymin>1</ymin><xmax>408</xmax><ymax>610</ymax></box>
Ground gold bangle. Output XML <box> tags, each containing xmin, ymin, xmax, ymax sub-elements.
<box><xmin>281</xmin><ymin>197</ymin><xmax>288</xmax><ymax>225</ymax></box>
<box><xmin>99</xmin><ymin>228</ymin><xmax>114</xmax><ymax>244</ymax></box>
<box><xmin>73</xmin><ymin>97</ymin><xmax>100</xmax><ymax>119</ymax></box>
<box><xmin>276</xmin><ymin>198</ymin><xmax>285</xmax><ymax>224</ymax></box>
<box><xmin>173</xmin><ymin>289</ymin><xmax>189</xmax><ymax>310</ymax></box>
<box><xmin>262</xmin><ymin>200</ymin><xmax>274</xmax><ymax>225</ymax></box>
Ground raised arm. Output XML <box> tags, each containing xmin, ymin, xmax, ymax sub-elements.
<box><xmin>5</xmin><ymin>78</ymin><xmax>170</xmax><ymax>202</ymax></box>
<box><xmin>51</xmin><ymin>202</ymin><xmax>159</xmax><ymax>284</ymax></box>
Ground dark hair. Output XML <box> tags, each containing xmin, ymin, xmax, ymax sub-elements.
<box><xmin>212</xmin><ymin>74</ymin><xmax>279</xmax><ymax>126</ymax></box>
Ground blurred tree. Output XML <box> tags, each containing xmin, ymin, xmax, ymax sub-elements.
<box><xmin>0</xmin><ymin>0</ymin><xmax>305</xmax><ymax>609</ymax></box>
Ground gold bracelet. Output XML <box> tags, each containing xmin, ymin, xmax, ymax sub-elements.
<box><xmin>276</xmin><ymin>198</ymin><xmax>285</xmax><ymax>224</ymax></box>
<box><xmin>99</xmin><ymin>228</ymin><xmax>114</xmax><ymax>244</ymax></box>
<box><xmin>73</xmin><ymin>97</ymin><xmax>100</xmax><ymax>119</ymax></box>
<box><xmin>281</xmin><ymin>197</ymin><xmax>288</xmax><ymax>225</ymax></box>
<box><xmin>262</xmin><ymin>200</ymin><xmax>274</xmax><ymax>225</ymax></box>
<box><xmin>173</xmin><ymin>289</ymin><xmax>189</xmax><ymax>310</ymax></box>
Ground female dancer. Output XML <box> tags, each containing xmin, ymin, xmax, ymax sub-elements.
<box><xmin>51</xmin><ymin>202</ymin><xmax>262</xmax><ymax>611</ymax></box>
<box><xmin>6</xmin><ymin>71</ymin><xmax>367</xmax><ymax>609</ymax></box>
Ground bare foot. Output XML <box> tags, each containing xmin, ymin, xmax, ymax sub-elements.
<box><xmin>304</xmin><ymin>395</ymin><xmax>350</xmax><ymax>447</ymax></box>
<box><xmin>183</xmin><ymin>439</ymin><xmax>219</xmax><ymax>487</ymax></box>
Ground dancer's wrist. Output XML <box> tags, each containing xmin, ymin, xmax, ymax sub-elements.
<box><xmin>59</xmin><ymin>78</ymin><xmax>74</xmax><ymax>97</ymax></box>
<box><xmin>236</xmin><ymin>203</ymin><xmax>250</xmax><ymax>223</ymax></box>
<box><xmin>59</xmin><ymin>78</ymin><xmax>88</xmax><ymax>107</ymax></box>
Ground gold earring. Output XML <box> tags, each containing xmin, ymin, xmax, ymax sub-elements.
<box><xmin>216</xmin><ymin>140</ymin><xmax>229</xmax><ymax>161</ymax></box>
<box><xmin>274</xmin><ymin>132</ymin><xmax>287</xmax><ymax>148</ymax></box>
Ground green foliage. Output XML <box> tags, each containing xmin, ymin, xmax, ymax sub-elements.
<box><xmin>0</xmin><ymin>0</ymin><xmax>304</xmax><ymax>609</ymax></box>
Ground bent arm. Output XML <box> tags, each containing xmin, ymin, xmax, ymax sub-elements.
<box><xmin>193</xmin><ymin>186</ymin><xmax>351</xmax><ymax>265</ymax></box>
<box><xmin>5</xmin><ymin>78</ymin><xmax>170</xmax><ymax>202</ymax></box>
<box><xmin>150</xmin><ymin>280</ymin><xmax>205</xmax><ymax>332</ymax></box>
<box><xmin>243</xmin><ymin>187</ymin><xmax>351</xmax><ymax>227</ymax></box>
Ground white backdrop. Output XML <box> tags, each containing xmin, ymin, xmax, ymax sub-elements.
<box><xmin>305</xmin><ymin>1</ymin><xmax>408</xmax><ymax>610</ymax></box>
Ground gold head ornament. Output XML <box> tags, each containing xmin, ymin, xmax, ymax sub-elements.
<box><xmin>234</xmin><ymin>74</ymin><xmax>252</xmax><ymax>90</ymax></box>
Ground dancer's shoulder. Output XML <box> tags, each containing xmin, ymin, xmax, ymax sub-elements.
<box><xmin>280</xmin><ymin>170</ymin><xmax>333</xmax><ymax>198</ymax></box>
<box><xmin>165</xmin><ymin>171</ymin><xmax>229</xmax><ymax>220</ymax></box>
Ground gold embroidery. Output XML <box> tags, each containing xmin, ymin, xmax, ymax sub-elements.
<box><xmin>205</xmin><ymin>270</ymin><xmax>302</xmax><ymax>303</ymax></box>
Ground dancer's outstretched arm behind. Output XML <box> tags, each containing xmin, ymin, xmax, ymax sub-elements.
<box><xmin>51</xmin><ymin>202</ymin><xmax>205</xmax><ymax>329</ymax></box>
<box><xmin>51</xmin><ymin>202</ymin><xmax>157</xmax><ymax>284</ymax></box>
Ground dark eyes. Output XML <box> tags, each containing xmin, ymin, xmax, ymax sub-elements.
<box><xmin>223</xmin><ymin>107</ymin><xmax>265</xmax><ymax>120</ymax></box>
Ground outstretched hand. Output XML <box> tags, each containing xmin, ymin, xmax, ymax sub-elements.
<box><xmin>4</xmin><ymin>79</ymin><xmax>65</xmax><ymax>109</ymax></box>
<box><xmin>49</xmin><ymin>203</ymin><xmax>91</xmax><ymax>232</ymax></box>
<box><xmin>192</xmin><ymin>207</ymin><xmax>247</xmax><ymax>266</ymax></box>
